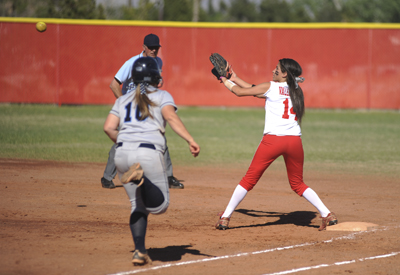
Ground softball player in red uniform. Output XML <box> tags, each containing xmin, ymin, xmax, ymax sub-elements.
<box><xmin>104</xmin><ymin>57</ymin><xmax>200</xmax><ymax>266</ymax></box>
<box><xmin>215</xmin><ymin>58</ymin><xmax>337</xmax><ymax>231</ymax></box>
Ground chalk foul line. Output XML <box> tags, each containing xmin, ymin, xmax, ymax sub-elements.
<box><xmin>261</xmin><ymin>251</ymin><xmax>400</xmax><ymax>275</ymax></box>
<box><xmin>108</xmin><ymin>224</ymin><xmax>400</xmax><ymax>275</ymax></box>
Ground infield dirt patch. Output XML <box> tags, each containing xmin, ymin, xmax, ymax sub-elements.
<box><xmin>1</xmin><ymin>159</ymin><xmax>399</xmax><ymax>275</ymax></box>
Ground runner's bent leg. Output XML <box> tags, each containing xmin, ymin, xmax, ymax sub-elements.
<box><xmin>129</xmin><ymin>212</ymin><xmax>148</xmax><ymax>253</ymax></box>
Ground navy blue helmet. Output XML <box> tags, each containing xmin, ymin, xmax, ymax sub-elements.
<box><xmin>131</xmin><ymin>57</ymin><xmax>161</xmax><ymax>85</ymax></box>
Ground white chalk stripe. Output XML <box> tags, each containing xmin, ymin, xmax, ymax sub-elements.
<box><xmin>261</xmin><ymin>251</ymin><xmax>400</xmax><ymax>275</ymax></box>
<box><xmin>108</xmin><ymin>225</ymin><xmax>400</xmax><ymax>275</ymax></box>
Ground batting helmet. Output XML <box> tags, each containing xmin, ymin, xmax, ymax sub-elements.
<box><xmin>131</xmin><ymin>57</ymin><xmax>161</xmax><ymax>85</ymax></box>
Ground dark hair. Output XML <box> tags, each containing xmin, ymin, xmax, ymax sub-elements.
<box><xmin>279</xmin><ymin>58</ymin><xmax>305</xmax><ymax>124</ymax></box>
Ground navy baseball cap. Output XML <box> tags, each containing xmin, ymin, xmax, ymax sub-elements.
<box><xmin>144</xmin><ymin>34</ymin><xmax>161</xmax><ymax>47</ymax></box>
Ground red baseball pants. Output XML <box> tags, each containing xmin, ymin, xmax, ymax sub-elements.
<box><xmin>239</xmin><ymin>134</ymin><xmax>309</xmax><ymax>196</ymax></box>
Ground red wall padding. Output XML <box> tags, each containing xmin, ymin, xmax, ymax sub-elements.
<box><xmin>1</xmin><ymin>20</ymin><xmax>400</xmax><ymax>109</ymax></box>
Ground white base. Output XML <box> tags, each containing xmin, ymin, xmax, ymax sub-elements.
<box><xmin>326</xmin><ymin>222</ymin><xmax>379</xmax><ymax>231</ymax></box>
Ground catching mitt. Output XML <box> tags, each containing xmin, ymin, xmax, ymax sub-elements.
<box><xmin>209</xmin><ymin>53</ymin><xmax>231</xmax><ymax>79</ymax></box>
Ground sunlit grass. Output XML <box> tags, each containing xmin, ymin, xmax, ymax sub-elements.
<box><xmin>0</xmin><ymin>104</ymin><xmax>399</xmax><ymax>177</ymax></box>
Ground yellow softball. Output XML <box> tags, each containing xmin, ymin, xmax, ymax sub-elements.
<box><xmin>36</xmin><ymin>22</ymin><xmax>47</xmax><ymax>32</ymax></box>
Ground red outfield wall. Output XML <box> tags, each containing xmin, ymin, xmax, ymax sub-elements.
<box><xmin>1</xmin><ymin>18</ymin><xmax>400</xmax><ymax>109</ymax></box>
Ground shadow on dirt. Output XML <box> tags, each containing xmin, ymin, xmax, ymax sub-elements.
<box><xmin>231</xmin><ymin>209</ymin><xmax>318</xmax><ymax>229</ymax></box>
<box><xmin>147</xmin><ymin>245</ymin><xmax>215</xmax><ymax>262</ymax></box>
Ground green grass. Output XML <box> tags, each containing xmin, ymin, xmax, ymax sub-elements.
<box><xmin>301</xmin><ymin>109</ymin><xmax>400</xmax><ymax>176</ymax></box>
<box><xmin>0</xmin><ymin>104</ymin><xmax>110</xmax><ymax>163</ymax></box>
<box><xmin>1</xmin><ymin>104</ymin><xmax>399</xmax><ymax>177</ymax></box>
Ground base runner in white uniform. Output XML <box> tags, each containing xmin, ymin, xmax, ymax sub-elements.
<box><xmin>215</xmin><ymin>58</ymin><xmax>337</xmax><ymax>231</ymax></box>
<box><xmin>104</xmin><ymin>57</ymin><xmax>200</xmax><ymax>266</ymax></box>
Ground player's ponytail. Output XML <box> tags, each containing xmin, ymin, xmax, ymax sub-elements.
<box><xmin>134</xmin><ymin>83</ymin><xmax>156</xmax><ymax>121</ymax></box>
<box><xmin>279</xmin><ymin>58</ymin><xmax>305</xmax><ymax>124</ymax></box>
<box><xmin>131</xmin><ymin>57</ymin><xmax>160</xmax><ymax>121</ymax></box>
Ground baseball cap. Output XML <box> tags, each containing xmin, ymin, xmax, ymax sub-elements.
<box><xmin>144</xmin><ymin>34</ymin><xmax>161</xmax><ymax>47</ymax></box>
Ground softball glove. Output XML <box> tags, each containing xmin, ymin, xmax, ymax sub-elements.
<box><xmin>209</xmin><ymin>53</ymin><xmax>232</xmax><ymax>79</ymax></box>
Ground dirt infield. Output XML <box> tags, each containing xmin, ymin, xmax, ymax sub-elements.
<box><xmin>1</xmin><ymin>158</ymin><xmax>399</xmax><ymax>275</ymax></box>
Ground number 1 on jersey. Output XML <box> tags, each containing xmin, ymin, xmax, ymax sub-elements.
<box><xmin>124</xmin><ymin>102</ymin><xmax>148</xmax><ymax>122</ymax></box>
<box><xmin>124</xmin><ymin>102</ymin><xmax>132</xmax><ymax>122</ymax></box>
<box><xmin>282</xmin><ymin>98</ymin><xmax>297</xmax><ymax>121</ymax></box>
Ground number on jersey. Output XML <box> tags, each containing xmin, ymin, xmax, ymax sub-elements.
<box><xmin>282</xmin><ymin>98</ymin><xmax>297</xmax><ymax>121</ymax></box>
<box><xmin>124</xmin><ymin>102</ymin><xmax>148</xmax><ymax>122</ymax></box>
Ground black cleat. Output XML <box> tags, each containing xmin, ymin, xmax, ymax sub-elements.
<box><xmin>168</xmin><ymin>176</ymin><xmax>184</xmax><ymax>189</ymax></box>
<box><xmin>101</xmin><ymin>177</ymin><xmax>115</xmax><ymax>189</ymax></box>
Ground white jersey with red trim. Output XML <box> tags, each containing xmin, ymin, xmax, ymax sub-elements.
<box><xmin>262</xmin><ymin>81</ymin><xmax>301</xmax><ymax>136</ymax></box>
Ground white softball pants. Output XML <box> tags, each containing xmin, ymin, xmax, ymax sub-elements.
<box><xmin>114</xmin><ymin>142</ymin><xmax>170</xmax><ymax>215</ymax></box>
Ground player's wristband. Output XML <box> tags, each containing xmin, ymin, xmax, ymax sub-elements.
<box><xmin>224</xmin><ymin>80</ymin><xmax>237</xmax><ymax>91</ymax></box>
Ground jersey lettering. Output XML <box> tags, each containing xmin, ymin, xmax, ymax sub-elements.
<box><xmin>124</xmin><ymin>102</ymin><xmax>132</xmax><ymax>122</ymax></box>
<box><xmin>124</xmin><ymin>102</ymin><xmax>149</xmax><ymax>122</ymax></box>
<box><xmin>282</xmin><ymin>98</ymin><xmax>297</xmax><ymax>121</ymax></box>
<box><xmin>279</xmin><ymin>86</ymin><xmax>289</xmax><ymax>96</ymax></box>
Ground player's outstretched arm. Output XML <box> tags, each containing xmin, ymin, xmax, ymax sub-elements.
<box><xmin>104</xmin><ymin>114</ymin><xmax>120</xmax><ymax>143</ymax></box>
<box><xmin>220</xmin><ymin>77</ymin><xmax>269</xmax><ymax>98</ymax></box>
<box><xmin>161</xmin><ymin>105</ymin><xmax>200</xmax><ymax>157</ymax></box>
